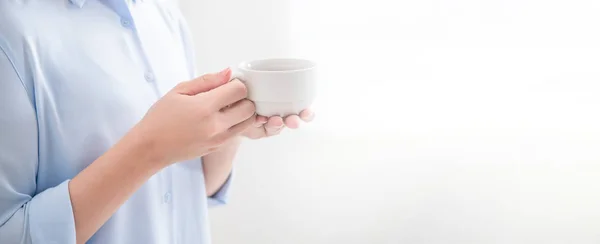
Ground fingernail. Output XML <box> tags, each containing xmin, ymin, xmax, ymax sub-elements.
<box><xmin>305</xmin><ymin>112</ymin><xmax>315</xmax><ymax>120</ymax></box>
<box><xmin>218</xmin><ymin>67</ymin><xmax>231</xmax><ymax>77</ymax></box>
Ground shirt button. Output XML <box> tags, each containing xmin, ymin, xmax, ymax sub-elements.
<box><xmin>144</xmin><ymin>72</ymin><xmax>155</xmax><ymax>82</ymax></box>
<box><xmin>163</xmin><ymin>192</ymin><xmax>172</xmax><ymax>204</ymax></box>
<box><xmin>120</xmin><ymin>18</ymin><xmax>132</xmax><ymax>28</ymax></box>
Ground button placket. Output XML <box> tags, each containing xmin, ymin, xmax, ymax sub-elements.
<box><xmin>119</xmin><ymin>14</ymin><xmax>161</xmax><ymax>97</ymax></box>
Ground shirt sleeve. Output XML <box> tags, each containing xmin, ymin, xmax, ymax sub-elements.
<box><xmin>207</xmin><ymin>171</ymin><xmax>233</xmax><ymax>207</ymax></box>
<box><xmin>0</xmin><ymin>45</ymin><xmax>77</xmax><ymax>244</ymax></box>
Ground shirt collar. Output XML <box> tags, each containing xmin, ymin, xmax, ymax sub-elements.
<box><xmin>68</xmin><ymin>0</ymin><xmax>142</xmax><ymax>8</ymax></box>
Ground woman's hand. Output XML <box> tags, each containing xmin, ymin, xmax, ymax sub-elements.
<box><xmin>135</xmin><ymin>68</ymin><xmax>256</xmax><ymax>167</ymax></box>
<box><xmin>241</xmin><ymin>109</ymin><xmax>315</xmax><ymax>139</ymax></box>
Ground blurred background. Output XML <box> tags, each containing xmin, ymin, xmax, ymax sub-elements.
<box><xmin>180</xmin><ymin>0</ymin><xmax>600</xmax><ymax>243</ymax></box>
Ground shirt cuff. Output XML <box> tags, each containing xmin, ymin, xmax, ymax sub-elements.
<box><xmin>207</xmin><ymin>171</ymin><xmax>233</xmax><ymax>207</ymax></box>
<box><xmin>28</xmin><ymin>180</ymin><xmax>77</xmax><ymax>244</ymax></box>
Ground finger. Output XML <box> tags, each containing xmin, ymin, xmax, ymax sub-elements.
<box><xmin>219</xmin><ymin>99</ymin><xmax>256</xmax><ymax>127</ymax></box>
<box><xmin>265</xmin><ymin>116</ymin><xmax>284</xmax><ymax>136</ymax></box>
<box><xmin>214</xmin><ymin>115</ymin><xmax>256</xmax><ymax>143</ymax></box>
<box><xmin>284</xmin><ymin>115</ymin><xmax>301</xmax><ymax>129</ymax></box>
<box><xmin>254</xmin><ymin>115</ymin><xmax>268</xmax><ymax>127</ymax></box>
<box><xmin>299</xmin><ymin>109</ymin><xmax>315</xmax><ymax>122</ymax></box>
<box><xmin>203</xmin><ymin>78</ymin><xmax>248</xmax><ymax>111</ymax></box>
<box><xmin>176</xmin><ymin>68</ymin><xmax>231</xmax><ymax>95</ymax></box>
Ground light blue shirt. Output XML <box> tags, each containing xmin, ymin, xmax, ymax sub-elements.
<box><xmin>0</xmin><ymin>0</ymin><xmax>232</xmax><ymax>243</ymax></box>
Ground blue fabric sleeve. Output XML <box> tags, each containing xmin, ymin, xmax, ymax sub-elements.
<box><xmin>207</xmin><ymin>172</ymin><xmax>233</xmax><ymax>207</ymax></box>
<box><xmin>0</xmin><ymin>45</ymin><xmax>77</xmax><ymax>244</ymax></box>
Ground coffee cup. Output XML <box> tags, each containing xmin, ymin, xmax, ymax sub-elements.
<box><xmin>233</xmin><ymin>58</ymin><xmax>317</xmax><ymax>117</ymax></box>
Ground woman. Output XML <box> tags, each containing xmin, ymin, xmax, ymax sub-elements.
<box><xmin>0</xmin><ymin>0</ymin><xmax>313</xmax><ymax>243</ymax></box>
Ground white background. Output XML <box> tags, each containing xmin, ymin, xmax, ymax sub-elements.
<box><xmin>180</xmin><ymin>0</ymin><xmax>600</xmax><ymax>243</ymax></box>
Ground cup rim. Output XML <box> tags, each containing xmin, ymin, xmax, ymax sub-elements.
<box><xmin>238</xmin><ymin>58</ymin><xmax>316</xmax><ymax>73</ymax></box>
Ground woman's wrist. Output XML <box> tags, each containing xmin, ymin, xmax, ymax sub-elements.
<box><xmin>120</xmin><ymin>124</ymin><xmax>171</xmax><ymax>172</ymax></box>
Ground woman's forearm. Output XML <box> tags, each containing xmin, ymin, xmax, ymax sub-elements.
<box><xmin>202</xmin><ymin>137</ymin><xmax>242</xmax><ymax>196</ymax></box>
<box><xmin>69</xmin><ymin>126</ymin><xmax>165</xmax><ymax>244</ymax></box>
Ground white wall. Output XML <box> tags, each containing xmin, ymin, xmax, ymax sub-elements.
<box><xmin>178</xmin><ymin>0</ymin><xmax>295</xmax><ymax>73</ymax></box>
<box><xmin>180</xmin><ymin>0</ymin><xmax>600</xmax><ymax>243</ymax></box>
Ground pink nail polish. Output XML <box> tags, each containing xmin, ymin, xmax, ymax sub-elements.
<box><xmin>218</xmin><ymin>67</ymin><xmax>231</xmax><ymax>77</ymax></box>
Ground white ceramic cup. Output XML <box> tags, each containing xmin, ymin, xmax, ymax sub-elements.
<box><xmin>234</xmin><ymin>58</ymin><xmax>317</xmax><ymax>117</ymax></box>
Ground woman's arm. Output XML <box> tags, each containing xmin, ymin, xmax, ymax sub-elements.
<box><xmin>202</xmin><ymin>137</ymin><xmax>242</xmax><ymax>197</ymax></box>
<box><xmin>68</xmin><ymin>127</ymin><xmax>165</xmax><ymax>243</ymax></box>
